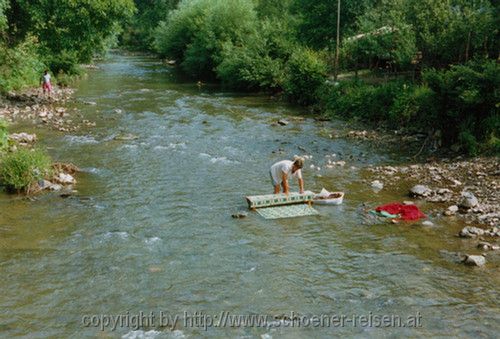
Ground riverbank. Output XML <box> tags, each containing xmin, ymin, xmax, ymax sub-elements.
<box><xmin>0</xmin><ymin>87</ymin><xmax>93</xmax><ymax>132</ymax></box>
<box><xmin>366</xmin><ymin>156</ymin><xmax>499</xmax><ymax>228</ymax></box>
<box><xmin>0</xmin><ymin>87</ymin><xmax>83</xmax><ymax>194</ymax></box>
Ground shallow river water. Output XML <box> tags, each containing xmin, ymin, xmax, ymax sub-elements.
<box><xmin>0</xmin><ymin>55</ymin><xmax>498</xmax><ymax>338</ymax></box>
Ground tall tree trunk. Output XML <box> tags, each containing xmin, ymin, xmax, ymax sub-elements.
<box><xmin>465</xmin><ymin>31</ymin><xmax>471</xmax><ymax>62</ymax></box>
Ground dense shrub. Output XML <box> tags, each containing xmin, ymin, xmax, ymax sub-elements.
<box><xmin>321</xmin><ymin>59</ymin><xmax>499</xmax><ymax>154</ymax></box>
<box><xmin>216</xmin><ymin>20</ymin><xmax>294</xmax><ymax>90</ymax></box>
<box><xmin>154</xmin><ymin>0</ymin><xmax>258</xmax><ymax>79</ymax></box>
<box><xmin>44</xmin><ymin>49</ymin><xmax>82</xmax><ymax>75</ymax></box>
<box><xmin>423</xmin><ymin>59</ymin><xmax>499</xmax><ymax>154</ymax></box>
<box><xmin>0</xmin><ymin>119</ymin><xmax>8</xmax><ymax>152</ymax></box>
<box><xmin>0</xmin><ymin>148</ymin><xmax>52</xmax><ymax>192</ymax></box>
<box><xmin>389</xmin><ymin>84</ymin><xmax>437</xmax><ymax>126</ymax></box>
<box><xmin>0</xmin><ymin>38</ymin><xmax>45</xmax><ymax>93</ymax></box>
<box><xmin>321</xmin><ymin>80</ymin><xmax>404</xmax><ymax>123</ymax></box>
<box><xmin>283</xmin><ymin>48</ymin><xmax>328</xmax><ymax>105</ymax></box>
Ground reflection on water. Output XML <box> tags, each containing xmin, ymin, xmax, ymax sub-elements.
<box><xmin>0</xmin><ymin>55</ymin><xmax>498</xmax><ymax>338</ymax></box>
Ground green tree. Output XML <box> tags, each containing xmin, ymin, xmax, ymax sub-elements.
<box><xmin>154</xmin><ymin>0</ymin><xmax>258</xmax><ymax>79</ymax></box>
<box><xmin>0</xmin><ymin>0</ymin><xmax>8</xmax><ymax>32</ymax></box>
<box><xmin>406</xmin><ymin>0</ymin><xmax>496</xmax><ymax>66</ymax></box>
<box><xmin>423</xmin><ymin>59</ymin><xmax>499</xmax><ymax>153</ymax></box>
<box><xmin>122</xmin><ymin>0</ymin><xmax>179</xmax><ymax>50</ymax></box>
<box><xmin>342</xmin><ymin>0</ymin><xmax>417</xmax><ymax>71</ymax></box>
<box><xmin>292</xmin><ymin>0</ymin><xmax>374</xmax><ymax>49</ymax></box>
<box><xmin>6</xmin><ymin>0</ymin><xmax>135</xmax><ymax>69</ymax></box>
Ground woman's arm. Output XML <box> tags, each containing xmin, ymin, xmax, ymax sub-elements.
<box><xmin>298</xmin><ymin>178</ymin><xmax>304</xmax><ymax>194</ymax></box>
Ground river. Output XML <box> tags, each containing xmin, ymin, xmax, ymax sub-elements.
<box><xmin>0</xmin><ymin>54</ymin><xmax>498</xmax><ymax>338</ymax></box>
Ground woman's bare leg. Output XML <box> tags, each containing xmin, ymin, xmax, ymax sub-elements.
<box><xmin>274</xmin><ymin>184</ymin><xmax>280</xmax><ymax>194</ymax></box>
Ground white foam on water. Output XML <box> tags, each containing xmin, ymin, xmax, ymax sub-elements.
<box><xmin>103</xmin><ymin>231</ymin><xmax>129</xmax><ymax>239</ymax></box>
<box><xmin>80</xmin><ymin>167</ymin><xmax>102</xmax><ymax>174</ymax></box>
<box><xmin>209</xmin><ymin>156</ymin><xmax>239</xmax><ymax>164</ymax></box>
<box><xmin>122</xmin><ymin>330</ymin><xmax>162</xmax><ymax>339</ymax></box>
<box><xmin>167</xmin><ymin>142</ymin><xmax>186</xmax><ymax>149</ymax></box>
<box><xmin>145</xmin><ymin>237</ymin><xmax>161</xmax><ymax>245</ymax></box>
<box><xmin>122</xmin><ymin>330</ymin><xmax>185</xmax><ymax>339</ymax></box>
<box><xmin>120</xmin><ymin>144</ymin><xmax>138</xmax><ymax>150</ymax></box>
<box><xmin>64</xmin><ymin>135</ymin><xmax>99</xmax><ymax>144</ymax></box>
<box><xmin>153</xmin><ymin>145</ymin><xmax>169</xmax><ymax>150</ymax></box>
<box><xmin>199</xmin><ymin>153</ymin><xmax>239</xmax><ymax>164</ymax></box>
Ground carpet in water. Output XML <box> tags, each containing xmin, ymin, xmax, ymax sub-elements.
<box><xmin>256</xmin><ymin>204</ymin><xmax>319</xmax><ymax>219</ymax></box>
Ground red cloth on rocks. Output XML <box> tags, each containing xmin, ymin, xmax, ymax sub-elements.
<box><xmin>375</xmin><ymin>202</ymin><xmax>426</xmax><ymax>221</ymax></box>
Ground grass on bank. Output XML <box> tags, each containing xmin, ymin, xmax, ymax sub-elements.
<box><xmin>0</xmin><ymin>120</ymin><xmax>53</xmax><ymax>193</ymax></box>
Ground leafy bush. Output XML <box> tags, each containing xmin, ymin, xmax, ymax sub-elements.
<box><xmin>283</xmin><ymin>48</ymin><xmax>327</xmax><ymax>105</ymax></box>
<box><xmin>0</xmin><ymin>119</ymin><xmax>8</xmax><ymax>152</ymax></box>
<box><xmin>423</xmin><ymin>59</ymin><xmax>499</xmax><ymax>153</ymax></box>
<box><xmin>154</xmin><ymin>0</ymin><xmax>258</xmax><ymax>79</ymax></box>
<box><xmin>321</xmin><ymin>59</ymin><xmax>499</xmax><ymax>154</ymax></box>
<box><xmin>0</xmin><ymin>38</ymin><xmax>46</xmax><ymax>93</ymax></box>
<box><xmin>321</xmin><ymin>79</ymin><xmax>404</xmax><ymax>123</ymax></box>
<box><xmin>389</xmin><ymin>84</ymin><xmax>437</xmax><ymax>127</ymax></box>
<box><xmin>44</xmin><ymin>49</ymin><xmax>82</xmax><ymax>75</ymax></box>
<box><xmin>216</xmin><ymin>20</ymin><xmax>294</xmax><ymax>90</ymax></box>
<box><xmin>0</xmin><ymin>148</ymin><xmax>52</xmax><ymax>192</ymax></box>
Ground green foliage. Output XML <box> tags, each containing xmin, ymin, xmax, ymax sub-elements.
<box><xmin>0</xmin><ymin>118</ymin><xmax>8</xmax><ymax>152</ymax></box>
<box><xmin>342</xmin><ymin>0</ymin><xmax>417</xmax><ymax>71</ymax></box>
<box><xmin>0</xmin><ymin>37</ymin><xmax>45</xmax><ymax>93</ymax></box>
<box><xmin>7</xmin><ymin>0</ymin><xmax>135</xmax><ymax>63</ymax></box>
<box><xmin>322</xmin><ymin>59</ymin><xmax>499</xmax><ymax>154</ymax></box>
<box><xmin>0</xmin><ymin>0</ymin><xmax>8</xmax><ymax>32</ymax></box>
<box><xmin>284</xmin><ymin>48</ymin><xmax>328</xmax><ymax>105</ymax></box>
<box><xmin>0</xmin><ymin>148</ymin><xmax>52</xmax><ymax>192</ymax></box>
<box><xmin>406</xmin><ymin>0</ymin><xmax>497</xmax><ymax>66</ymax></box>
<box><xmin>292</xmin><ymin>0</ymin><xmax>374</xmax><ymax>49</ymax></box>
<box><xmin>255</xmin><ymin>0</ymin><xmax>294</xmax><ymax>19</ymax></box>
<box><xmin>322</xmin><ymin>79</ymin><xmax>405</xmax><ymax>123</ymax></box>
<box><xmin>423</xmin><ymin>59</ymin><xmax>500</xmax><ymax>152</ymax></box>
<box><xmin>154</xmin><ymin>0</ymin><xmax>259</xmax><ymax>79</ymax></box>
<box><xmin>45</xmin><ymin>50</ymin><xmax>82</xmax><ymax>76</ymax></box>
<box><xmin>216</xmin><ymin>20</ymin><xmax>295</xmax><ymax>90</ymax></box>
<box><xmin>122</xmin><ymin>0</ymin><xmax>180</xmax><ymax>51</ymax></box>
<box><xmin>389</xmin><ymin>84</ymin><xmax>437</xmax><ymax>125</ymax></box>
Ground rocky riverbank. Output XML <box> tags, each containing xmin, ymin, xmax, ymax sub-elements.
<box><xmin>0</xmin><ymin>87</ymin><xmax>84</xmax><ymax>195</ymax></box>
<box><xmin>366</xmin><ymin>157</ymin><xmax>499</xmax><ymax>228</ymax></box>
<box><xmin>0</xmin><ymin>88</ymin><xmax>95</xmax><ymax>132</ymax></box>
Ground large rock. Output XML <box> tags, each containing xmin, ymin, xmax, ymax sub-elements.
<box><xmin>459</xmin><ymin>192</ymin><xmax>479</xmax><ymax>209</ymax></box>
<box><xmin>410</xmin><ymin>185</ymin><xmax>432</xmax><ymax>198</ymax></box>
<box><xmin>9</xmin><ymin>132</ymin><xmax>37</xmax><ymax>145</ymax></box>
<box><xmin>444</xmin><ymin>205</ymin><xmax>459</xmax><ymax>216</ymax></box>
<box><xmin>459</xmin><ymin>226</ymin><xmax>484</xmax><ymax>238</ymax></box>
<box><xmin>54</xmin><ymin>173</ymin><xmax>76</xmax><ymax>185</ymax></box>
<box><xmin>371</xmin><ymin>180</ymin><xmax>384</xmax><ymax>190</ymax></box>
<box><xmin>463</xmin><ymin>255</ymin><xmax>486</xmax><ymax>266</ymax></box>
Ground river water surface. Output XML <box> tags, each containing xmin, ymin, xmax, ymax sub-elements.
<box><xmin>0</xmin><ymin>55</ymin><xmax>498</xmax><ymax>338</ymax></box>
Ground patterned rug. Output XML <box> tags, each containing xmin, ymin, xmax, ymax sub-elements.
<box><xmin>256</xmin><ymin>204</ymin><xmax>319</xmax><ymax>219</ymax></box>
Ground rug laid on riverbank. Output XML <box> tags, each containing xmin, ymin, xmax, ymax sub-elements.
<box><xmin>256</xmin><ymin>204</ymin><xmax>319</xmax><ymax>219</ymax></box>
